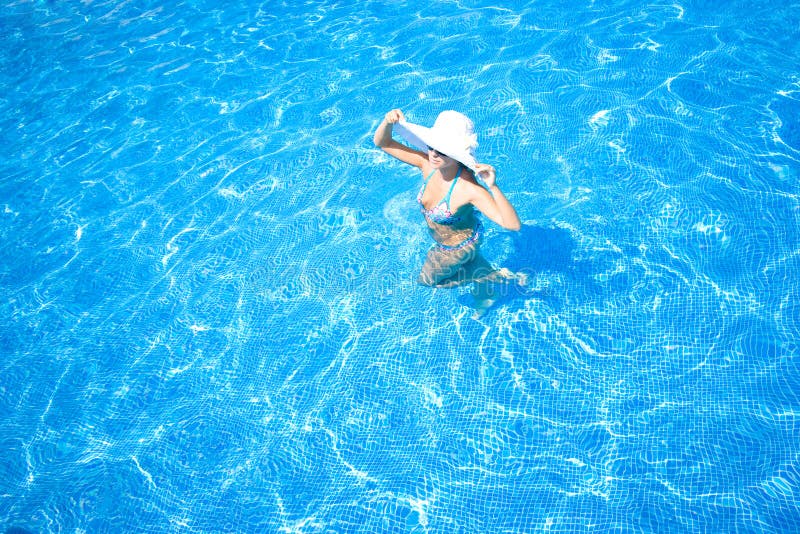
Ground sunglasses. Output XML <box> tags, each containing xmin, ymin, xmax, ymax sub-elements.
<box><xmin>426</xmin><ymin>146</ymin><xmax>446</xmax><ymax>158</ymax></box>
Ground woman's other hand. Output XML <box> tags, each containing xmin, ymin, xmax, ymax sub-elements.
<box><xmin>473</xmin><ymin>163</ymin><xmax>496</xmax><ymax>188</ymax></box>
<box><xmin>384</xmin><ymin>109</ymin><xmax>405</xmax><ymax>124</ymax></box>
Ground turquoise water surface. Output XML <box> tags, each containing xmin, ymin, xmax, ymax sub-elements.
<box><xmin>2</xmin><ymin>0</ymin><xmax>799</xmax><ymax>532</ymax></box>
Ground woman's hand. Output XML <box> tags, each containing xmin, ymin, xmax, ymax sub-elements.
<box><xmin>384</xmin><ymin>109</ymin><xmax>405</xmax><ymax>124</ymax></box>
<box><xmin>473</xmin><ymin>163</ymin><xmax>496</xmax><ymax>188</ymax></box>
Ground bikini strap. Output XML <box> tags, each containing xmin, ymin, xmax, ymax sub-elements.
<box><xmin>418</xmin><ymin>169</ymin><xmax>437</xmax><ymax>199</ymax></box>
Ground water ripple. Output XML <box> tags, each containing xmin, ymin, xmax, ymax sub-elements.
<box><xmin>3</xmin><ymin>0</ymin><xmax>800</xmax><ymax>532</ymax></box>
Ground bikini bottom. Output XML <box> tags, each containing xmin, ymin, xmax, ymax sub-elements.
<box><xmin>433</xmin><ymin>220</ymin><xmax>483</xmax><ymax>252</ymax></box>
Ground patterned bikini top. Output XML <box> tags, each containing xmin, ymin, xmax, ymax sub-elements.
<box><xmin>417</xmin><ymin>166</ymin><xmax>472</xmax><ymax>225</ymax></box>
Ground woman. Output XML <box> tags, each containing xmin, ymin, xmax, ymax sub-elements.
<box><xmin>373</xmin><ymin>108</ymin><xmax>524</xmax><ymax>300</ymax></box>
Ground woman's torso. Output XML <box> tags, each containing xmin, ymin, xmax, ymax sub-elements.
<box><xmin>417</xmin><ymin>167</ymin><xmax>480</xmax><ymax>248</ymax></box>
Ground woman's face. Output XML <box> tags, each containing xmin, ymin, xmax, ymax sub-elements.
<box><xmin>427</xmin><ymin>146</ymin><xmax>457</xmax><ymax>170</ymax></box>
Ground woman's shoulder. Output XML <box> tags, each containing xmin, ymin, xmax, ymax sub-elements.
<box><xmin>458</xmin><ymin>170</ymin><xmax>492</xmax><ymax>201</ymax></box>
<box><xmin>459</xmin><ymin>170</ymin><xmax>485</xmax><ymax>190</ymax></box>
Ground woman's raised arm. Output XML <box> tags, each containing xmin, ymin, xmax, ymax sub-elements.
<box><xmin>373</xmin><ymin>109</ymin><xmax>427</xmax><ymax>169</ymax></box>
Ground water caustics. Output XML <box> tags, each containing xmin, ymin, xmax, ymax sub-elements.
<box><xmin>1</xmin><ymin>0</ymin><xmax>799</xmax><ymax>532</ymax></box>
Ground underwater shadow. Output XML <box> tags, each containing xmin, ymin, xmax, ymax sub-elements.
<box><xmin>461</xmin><ymin>223</ymin><xmax>600</xmax><ymax>315</ymax></box>
<box><xmin>505</xmin><ymin>223</ymin><xmax>577</xmax><ymax>275</ymax></box>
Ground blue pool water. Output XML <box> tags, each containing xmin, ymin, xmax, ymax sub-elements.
<box><xmin>2</xmin><ymin>0</ymin><xmax>799</xmax><ymax>531</ymax></box>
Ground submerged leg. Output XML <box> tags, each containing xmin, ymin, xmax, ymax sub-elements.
<box><xmin>418</xmin><ymin>245</ymin><xmax>527</xmax><ymax>293</ymax></box>
<box><xmin>460</xmin><ymin>256</ymin><xmax>528</xmax><ymax>317</ymax></box>
<box><xmin>417</xmin><ymin>244</ymin><xmax>478</xmax><ymax>287</ymax></box>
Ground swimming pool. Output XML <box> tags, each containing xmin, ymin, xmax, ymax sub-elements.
<box><xmin>1</xmin><ymin>0</ymin><xmax>798</xmax><ymax>531</ymax></box>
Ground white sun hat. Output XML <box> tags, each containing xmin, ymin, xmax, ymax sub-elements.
<box><xmin>394</xmin><ymin>110</ymin><xmax>479</xmax><ymax>174</ymax></box>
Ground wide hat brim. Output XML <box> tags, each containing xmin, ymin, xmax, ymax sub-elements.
<box><xmin>394</xmin><ymin>119</ymin><xmax>479</xmax><ymax>174</ymax></box>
